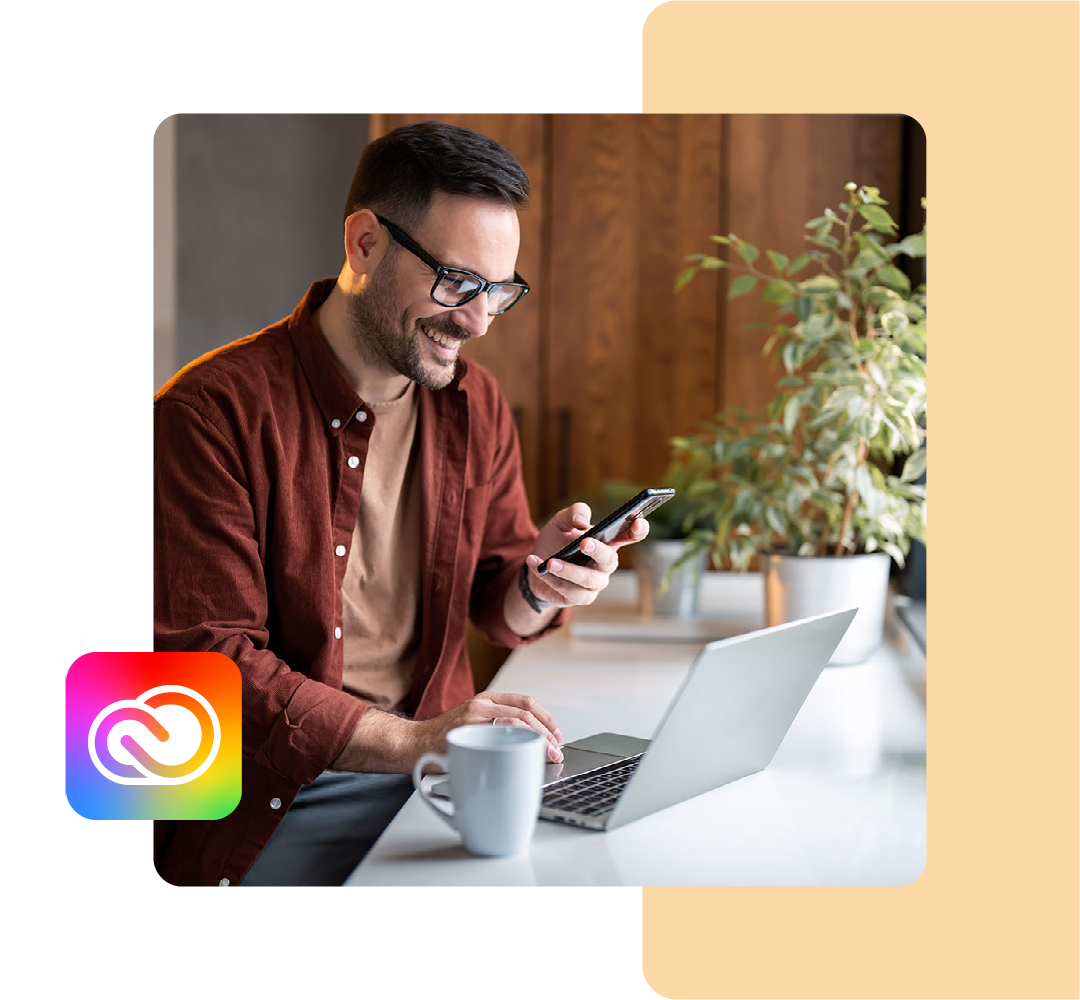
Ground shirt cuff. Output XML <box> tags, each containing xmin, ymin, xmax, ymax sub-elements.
<box><xmin>255</xmin><ymin>678</ymin><xmax>368</xmax><ymax>785</ymax></box>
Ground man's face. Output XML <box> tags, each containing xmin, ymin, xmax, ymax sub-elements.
<box><xmin>346</xmin><ymin>192</ymin><xmax>521</xmax><ymax>390</ymax></box>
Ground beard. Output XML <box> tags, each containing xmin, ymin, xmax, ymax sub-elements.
<box><xmin>345</xmin><ymin>262</ymin><xmax>469</xmax><ymax>391</ymax></box>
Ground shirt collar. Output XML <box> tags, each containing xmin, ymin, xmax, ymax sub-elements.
<box><xmin>287</xmin><ymin>279</ymin><xmax>473</xmax><ymax>437</ymax></box>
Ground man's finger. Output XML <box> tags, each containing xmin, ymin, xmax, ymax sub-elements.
<box><xmin>484</xmin><ymin>691</ymin><xmax>563</xmax><ymax>743</ymax></box>
<box><xmin>540</xmin><ymin>555</ymin><xmax>608</xmax><ymax>591</ymax></box>
<box><xmin>554</xmin><ymin>501</ymin><xmax>591</xmax><ymax>533</ymax></box>
<box><xmin>573</xmin><ymin>535</ymin><xmax>619</xmax><ymax>573</ymax></box>
<box><xmin>495</xmin><ymin>716</ymin><xmax>563</xmax><ymax>762</ymax></box>
<box><xmin>609</xmin><ymin>517</ymin><xmax>650</xmax><ymax>551</ymax></box>
<box><xmin>530</xmin><ymin>571</ymin><xmax>597</xmax><ymax>607</ymax></box>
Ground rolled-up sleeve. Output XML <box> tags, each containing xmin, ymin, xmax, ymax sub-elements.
<box><xmin>154</xmin><ymin>396</ymin><xmax>364</xmax><ymax>785</ymax></box>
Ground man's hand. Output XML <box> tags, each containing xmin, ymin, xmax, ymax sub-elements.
<box><xmin>332</xmin><ymin>691</ymin><xmax>564</xmax><ymax>772</ymax></box>
<box><xmin>414</xmin><ymin>691</ymin><xmax>564</xmax><ymax>763</ymax></box>
<box><xmin>526</xmin><ymin>501</ymin><xmax>649</xmax><ymax>609</ymax></box>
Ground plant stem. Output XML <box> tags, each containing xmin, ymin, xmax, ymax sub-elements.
<box><xmin>833</xmin><ymin>436</ymin><xmax>869</xmax><ymax>556</ymax></box>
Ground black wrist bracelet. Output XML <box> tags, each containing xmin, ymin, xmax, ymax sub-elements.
<box><xmin>518</xmin><ymin>563</ymin><xmax>552</xmax><ymax>614</ymax></box>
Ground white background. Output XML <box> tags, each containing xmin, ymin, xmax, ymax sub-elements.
<box><xmin>4</xmin><ymin>2</ymin><xmax>680</xmax><ymax>998</ymax></box>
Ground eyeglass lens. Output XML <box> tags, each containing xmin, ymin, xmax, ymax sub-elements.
<box><xmin>434</xmin><ymin>270</ymin><xmax>525</xmax><ymax>315</ymax></box>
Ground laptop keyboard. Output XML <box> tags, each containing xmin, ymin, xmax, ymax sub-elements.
<box><xmin>541</xmin><ymin>754</ymin><xmax>644</xmax><ymax>817</ymax></box>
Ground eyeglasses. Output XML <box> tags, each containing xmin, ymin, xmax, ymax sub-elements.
<box><xmin>376</xmin><ymin>215</ymin><xmax>530</xmax><ymax>316</ymax></box>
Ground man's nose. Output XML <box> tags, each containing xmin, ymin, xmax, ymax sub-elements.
<box><xmin>455</xmin><ymin>292</ymin><xmax>493</xmax><ymax>338</ymax></box>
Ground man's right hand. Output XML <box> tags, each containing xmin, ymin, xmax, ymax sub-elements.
<box><xmin>331</xmin><ymin>691</ymin><xmax>564</xmax><ymax>773</ymax></box>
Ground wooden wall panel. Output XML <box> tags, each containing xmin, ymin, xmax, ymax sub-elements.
<box><xmin>368</xmin><ymin>114</ymin><xmax>546</xmax><ymax>521</ymax></box>
<box><xmin>635</xmin><ymin>114</ymin><xmax>724</xmax><ymax>480</ymax></box>
<box><xmin>544</xmin><ymin>115</ymin><xmax>640</xmax><ymax>512</ymax></box>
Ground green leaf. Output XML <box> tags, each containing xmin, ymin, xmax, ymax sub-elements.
<box><xmin>765</xmin><ymin>507</ymin><xmax>785</xmax><ymax>536</ymax></box>
<box><xmin>776</xmin><ymin>375</ymin><xmax>804</xmax><ymax>387</ymax></box>
<box><xmin>787</xmin><ymin>252</ymin><xmax>812</xmax><ymax>275</ymax></box>
<box><xmin>709</xmin><ymin>234</ymin><xmax>731</xmax><ymax>244</ymax></box>
<box><xmin>728</xmin><ymin>274</ymin><xmax>758</xmax><ymax>299</ymax></box>
<box><xmin>800</xmin><ymin>274</ymin><xmax>841</xmax><ymax>294</ymax></box>
<box><xmin>766</xmin><ymin>250</ymin><xmax>790</xmax><ymax>273</ymax></box>
<box><xmin>888</xmin><ymin>231</ymin><xmax>926</xmax><ymax>257</ymax></box>
<box><xmin>783</xmin><ymin>396</ymin><xmax>801</xmax><ymax>434</ymax></box>
<box><xmin>782</xmin><ymin>340</ymin><xmax>798</xmax><ymax>373</ymax></box>
<box><xmin>762</xmin><ymin>279</ymin><xmax>794</xmax><ymax>304</ymax></box>
<box><xmin>674</xmin><ymin>266</ymin><xmax>697</xmax><ymax>293</ymax></box>
<box><xmin>900</xmin><ymin>449</ymin><xmax>927</xmax><ymax>482</ymax></box>
<box><xmin>882</xmin><ymin>541</ymin><xmax>906</xmax><ymax>568</ymax></box>
<box><xmin>876</xmin><ymin>265</ymin><xmax>911</xmax><ymax>294</ymax></box>
<box><xmin>864</xmin><ymin>285</ymin><xmax>904</xmax><ymax>308</ymax></box>
<box><xmin>794</xmin><ymin>295</ymin><xmax>813</xmax><ymax>322</ymax></box>
<box><xmin>881</xmin><ymin>310</ymin><xmax>909</xmax><ymax>337</ymax></box>
<box><xmin>858</xmin><ymin>204</ymin><xmax>898</xmax><ymax>233</ymax></box>
<box><xmin>736</xmin><ymin>241</ymin><xmax>759</xmax><ymax>266</ymax></box>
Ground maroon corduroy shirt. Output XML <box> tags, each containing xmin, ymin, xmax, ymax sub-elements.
<box><xmin>153</xmin><ymin>278</ymin><xmax>566</xmax><ymax>886</ymax></box>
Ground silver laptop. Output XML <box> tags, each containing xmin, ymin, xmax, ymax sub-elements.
<box><xmin>436</xmin><ymin>608</ymin><xmax>855</xmax><ymax>830</ymax></box>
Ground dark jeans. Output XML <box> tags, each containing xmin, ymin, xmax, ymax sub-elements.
<box><xmin>241</xmin><ymin>771</ymin><xmax>414</xmax><ymax>886</ymax></box>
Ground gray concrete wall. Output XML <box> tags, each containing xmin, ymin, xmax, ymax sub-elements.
<box><xmin>157</xmin><ymin>114</ymin><xmax>368</xmax><ymax>389</ymax></box>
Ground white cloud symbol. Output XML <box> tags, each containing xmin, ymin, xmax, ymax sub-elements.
<box><xmin>88</xmin><ymin>685</ymin><xmax>221</xmax><ymax>785</ymax></box>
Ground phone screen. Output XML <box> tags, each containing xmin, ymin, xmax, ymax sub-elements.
<box><xmin>535</xmin><ymin>488</ymin><xmax>675</xmax><ymax>574</ymax></box>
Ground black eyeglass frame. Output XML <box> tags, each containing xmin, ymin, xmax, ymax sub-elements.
<box><xmin>375</xmin><ymin>214</ymin><xmax>530</xmax><ymax>316</ymax></box>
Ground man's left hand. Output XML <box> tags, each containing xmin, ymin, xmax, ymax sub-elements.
<box><xmin>526</xmin><ymin>501</ymin><xmax>649</xmax><ymax>608</ymax></box>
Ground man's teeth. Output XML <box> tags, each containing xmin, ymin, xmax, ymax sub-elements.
<box><xmin>422</xmin><ymin>325</ymin><xmax>458</xmax><ymax>349</ymax></box>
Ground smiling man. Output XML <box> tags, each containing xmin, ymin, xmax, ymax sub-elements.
<box><xmin>153</xmin><ymin>122</ymin><xmax>648</xmax><ymax>886</ymax></box>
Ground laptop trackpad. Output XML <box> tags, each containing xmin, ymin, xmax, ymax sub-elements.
<box><xmin>565</xmin><ymin>732</ymin><xmax>651</xmax><ymax>757</ymax></box>
<box><xmin>542</xmin><ymin>746</ymin><xmax>622</xmax><ymax>785</ymax></box>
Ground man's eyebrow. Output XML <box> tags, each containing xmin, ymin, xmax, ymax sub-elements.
<box><xmin>444</xmin><ymin>260</ymin><xmax>517</xmax><ymax>284</ymax></box>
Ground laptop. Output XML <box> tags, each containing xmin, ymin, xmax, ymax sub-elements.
<box><xmin>435</xmin><ymin>608</ymin><xmax>855</xmax><ymax>830</ymax></box>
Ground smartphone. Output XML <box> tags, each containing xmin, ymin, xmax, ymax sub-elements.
<box><xmin>535</xmin><ymin>488</ymin><xmax>676</xmax><ymax>575</ymax></box>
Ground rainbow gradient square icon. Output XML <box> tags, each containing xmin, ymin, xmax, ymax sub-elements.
<box><xmin>66</xmin><ymin>652</ymin><xmax>241</xmax><ymax>820</ymax></box>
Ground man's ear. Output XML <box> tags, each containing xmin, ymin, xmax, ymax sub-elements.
<box><xmin>344</xmin><ymin>209</ymin><xmax>387</xmax><ymax>277</ymax></box>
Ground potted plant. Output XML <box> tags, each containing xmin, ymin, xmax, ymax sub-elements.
<box><xmin>594</xmin><ymin>480</ymin><xmax>707</xmax><ymax>617</ymax></box>
<box><xmin>670</xmin><ymin>183</ymin><xmax>926</xmax><ymax>663</ymax></box>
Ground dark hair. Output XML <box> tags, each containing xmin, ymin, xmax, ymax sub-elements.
<box><xmin>342</xmin><ymin>121</ymin><xmax>530</xmax><ymax>232</ymax></box>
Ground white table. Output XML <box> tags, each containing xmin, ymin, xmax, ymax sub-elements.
<box><xmin>345</xmin><ymin>572</ymin><xmax>926</xmax><ymax>886</ymax></box>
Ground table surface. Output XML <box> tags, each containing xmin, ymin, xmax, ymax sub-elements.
<box><xmin>345</xmin><ymin>571</ymin><xmax>927</xmax><ymax>887</ymax></box>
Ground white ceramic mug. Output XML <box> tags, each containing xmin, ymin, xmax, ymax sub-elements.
<box><xmin>412</xmin><ymin>724</ymin><xmax>546</xmax><ymax>856</ymax></box>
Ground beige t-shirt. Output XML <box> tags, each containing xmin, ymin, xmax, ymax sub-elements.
<box><xmin>340</xmin><ymin>382</ymin><xmax>422</xmax><ymax>712</ymax></box>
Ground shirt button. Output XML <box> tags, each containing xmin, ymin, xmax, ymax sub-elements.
<box><xmin>335</xmin><ymin>544</ymin><xmax>346</xmax><ymax>557</ymax></box>
<box><xmin>270</xmin><ymin>797</ymin><xmax>282</xmax><ymax>810</ymax></box>
<box><xmin>330</xmin><ymin>419</ymin><xmax>341</xmax><ymax>429</ymax></box>
<box><xmin>355</xmin><ymin>410</ymin><xmax>368</xmax><ymax>423</ymax></box>
<box><xmin>334</xmin><ymin>626</ymin><xmax>342</xmax><ymax>639</ymax></box>
<box><xmin>219</xmin><ymin>878</ymin><xmax>230</xmax><ymax>886</ymax></box>
<box><xmin>347</xmin><ymin>456</ymin><xmax>360</xmax><ymax>469</ymax></box>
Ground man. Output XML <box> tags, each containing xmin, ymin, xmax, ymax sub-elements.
<box><xmin>154</xmin><ymin>122</ymin><xmax>649</xmax><ymax>886</ymax></box>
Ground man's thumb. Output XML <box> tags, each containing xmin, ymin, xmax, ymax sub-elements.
<box><xmin>558</xmin><ymin>501</ymin><xmax>592</xmax><ymax>531</ymax></box>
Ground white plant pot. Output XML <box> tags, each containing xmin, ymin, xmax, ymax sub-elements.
<box><xmin>635</xmin><ymin>540</ymin><xmax>702</xmax><ymax>618</ymax></box>
<box><xmin>763</xmin><ymin>551</ymin><xmax>891</xmax><ymax>664</ymax></box>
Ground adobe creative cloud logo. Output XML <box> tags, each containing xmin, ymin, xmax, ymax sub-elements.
<box><xmin>66</xmin><ymin>652</ymin><xmax>241</xmax><ymax>821</ymax></box>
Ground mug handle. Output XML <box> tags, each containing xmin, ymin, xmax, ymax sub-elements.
<box><xmin>412</xmin><ymin>752</ymin><xmax>456</xmax><ymax>830</ymax></box>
